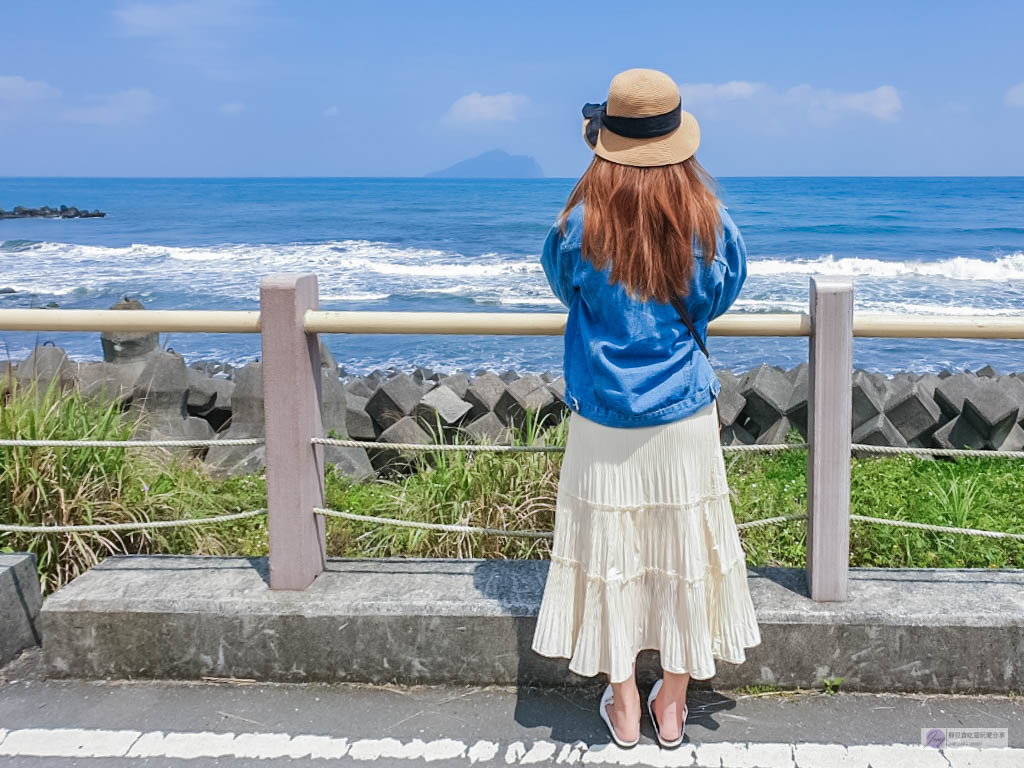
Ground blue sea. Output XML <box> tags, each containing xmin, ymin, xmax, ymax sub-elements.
<box><xmin>1</xmin><ymin>177</ymin><xmax>1022</xmax><ymax>376</ymax></box>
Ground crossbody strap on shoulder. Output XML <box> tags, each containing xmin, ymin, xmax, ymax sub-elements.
<box><xmin>668</xmin><ymin>295</ymin><xmax>710</xmax><ymax>360</ymax></box>
<box><xmin>669</xmin><ymin>294</ymin><xmax>725</xmax><ymax>429</ymax></box>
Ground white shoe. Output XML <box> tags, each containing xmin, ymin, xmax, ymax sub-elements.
<box><xmin>599</xmin><ymin>684</ymin><xmax>640</xmax><ymax>748</ymax></box>
<box><xmin>647</xmin><ymin>678</ymin><xmax>686</xmax><ymax>748</ymax></box>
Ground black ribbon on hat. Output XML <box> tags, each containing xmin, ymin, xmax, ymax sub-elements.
<box><xmin>583</xmin><ymin>100</ymin><xmax>683</xmax><ymax>147</ymax></box>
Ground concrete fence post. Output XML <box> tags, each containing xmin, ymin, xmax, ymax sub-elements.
<box><xmin>261</xmin><ymin>273</ymin><xmax>326</xmax><ymax>590</ymax></box>
<box><xmin>807</xmin><ymin>276</ymin><xmax>854</xmax><ymax>602</ymax></box>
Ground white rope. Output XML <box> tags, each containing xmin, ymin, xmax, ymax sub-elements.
<box><xmin>850</xmin><ymin>514</ymin><xmax>1024</xmax><ymax>541</ymax></box>
<box><xmin>315</xmin><ymin>506</ymin><xmax>806</xmax><ymax>538</ymax></box>
<box><xmin>313</xmin><ymin>437</ymin><xmax>563</xmax><ymax>453</ymax></box>
<box><xmin>314</xmin><ymin>506</ymin><xmax>554</xmax><ymax>538</ymax></box>
<box><xmin>735</xmin><ymin>513</ymin><xmax>806</xmax><ymax>529</ymax></box>
<box><xmin>851</xmin><ymin>443</ymin><xmax>1024</xmax><ymax>459</ymax></box>
<box><xmin>312</xmin><ymin>436</ymin><xmax>803</xmax><ymax>454</ymax></box>
<box><xmin>0</xmin><ymin>437</ymin><xmax>264</xmax><ymax>448</ymax></box>
<box><xmin>0</xmin><ymin>509</ymin><xmax>266</xmax><ymax>534</ymax></box>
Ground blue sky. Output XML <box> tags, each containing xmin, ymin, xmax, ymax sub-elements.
<box><xmin>1</xmin><ymin>0</ymin><xmax>1023</xmax><ymax>177</ymax></box>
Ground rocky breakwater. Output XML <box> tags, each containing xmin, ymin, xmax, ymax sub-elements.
<box><xmin>4</xmin><ymin>300</ymin><xmax>1024</xmax><ymax>480</ymax></box>
<box><xmin>0</xmin><ymin>205</ymin><xmax>105</xmax><ymax>219</ymax></box>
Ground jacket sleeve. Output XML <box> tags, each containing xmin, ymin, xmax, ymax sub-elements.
<box><xmin>539</xmin><ymin>222</ymin><xmax>574</xmax><ymax>308</ymax></box>
<box><xmin>708</xmin><ymin>217</ymin><xmax>748</xmax><ymax>321</ymax></box>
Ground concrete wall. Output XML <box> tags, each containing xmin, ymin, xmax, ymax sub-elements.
<box><xmin>39</xmin><ymin>555</ymin><xmax>1024</xmax><ymax>693</ymax></box>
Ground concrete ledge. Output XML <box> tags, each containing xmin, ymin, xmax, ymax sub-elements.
<box><xmin>0</xmin><ymin>553</ymin><xmax>42</xmax><ymax>666</ymax></box>
<box><xmin>40</xmin><ymin>555</ymin><xmax>1024</xmax><ymax>693</ymax></box>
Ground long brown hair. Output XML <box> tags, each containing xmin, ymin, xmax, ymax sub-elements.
<box><xmin>558</xmin><ymin>155</ymin><xmax>722</xmax><ymax>303</ymax></box>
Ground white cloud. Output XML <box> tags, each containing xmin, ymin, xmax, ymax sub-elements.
<box><xmin>63</xmin><ymin>88</ymin><xmax>157</xmax><ymax>124</ymax></box>
<box><xmin>220</xmin><ymin>100</ymin><xmax>245</xmax><ymax>115</ymax></box>
<box><xmin>679</xmin><ymin>80</ymin><xmax>902</xmax><ymax>123</ymax></box>
<box><xmin>0</xmin><ymin>75</ymin><xmax>61</xmax><ymax>102</ymax></box>
<box><xmin>787</xmin><ymin>84</ymin><xmax>902</xmax><ymax>122</ymax></box>
<box><xmin>680</xmin><ymin>80</ymin><xmax>764</xmax><ymax>106</ymax></box>
<box><xmin>114</xmin><ymin>0</ymin><xmax>247</xmax><ymax>38</ymax></box>
<box><xmin>1006</xmin><ymin>82</ymin><xmax>1024</xmax><ymax>109</ymax></box>
<box><xmin>323</xmin><ymin>105</ymin><xmax>339</xmax><ymax>118</ymax></box>
<box><xmin>442</xmin><ymin>91</ymin><xmax>528</xmax><ymax>125</ymax></box>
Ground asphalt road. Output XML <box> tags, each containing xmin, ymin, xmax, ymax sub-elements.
<box><xmin>1</xmin><ymin>648</ymin><xmax>1020</xmax><ymax>767</ymax></box>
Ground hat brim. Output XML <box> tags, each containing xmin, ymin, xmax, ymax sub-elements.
<box><xmin>581</xmin><ymin>110</ymin><xmax>700</xmax><ymax>167</ymax></box>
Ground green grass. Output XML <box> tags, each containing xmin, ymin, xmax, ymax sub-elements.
<box><xmin>3</xmin><ymin>380</ymin><xmax>1023</xmax><ymax>595</ymax></box>
<box><xmin>0</xmin><ymin>377</ymin><xmax>267</xmax><ymax>593</ymax></box>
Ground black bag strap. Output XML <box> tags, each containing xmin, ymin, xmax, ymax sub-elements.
<box><xmin>668</xmin><ymin>295</ymin><xmax>710</xmax><ymax>360</ymax></box>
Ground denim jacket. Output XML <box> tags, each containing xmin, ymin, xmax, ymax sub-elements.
<box><xmin>540</xmin><ymin>202</ymin><xmax>747</xmax><ymax>428</ymax></box>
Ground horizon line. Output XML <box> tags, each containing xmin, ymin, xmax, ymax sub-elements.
<box><xmin>3</xmin><ymin>174</ymin><xmax>1024</xmax><ymax>180</ymax></box>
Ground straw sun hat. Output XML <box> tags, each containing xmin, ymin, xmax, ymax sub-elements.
<box><xmin>581</xmin><ymin>68</ymin><xmax>700</xmax><ymax>167</ymax></box>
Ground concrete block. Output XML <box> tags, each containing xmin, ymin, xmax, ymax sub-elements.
<box><xmin>783</xmin><ymin>362</ymin><xmax>807</xmax><ymax>384</ymax></box>
<box><xmin>344</xmin><ymin>377</ymin><xmax>375</xmax><ymax>399</ymax></box>
<box><xmin>995</xmin><ymin>423</ymin><xmax>1024</xmax><ymax>452</ymax></box>
<box><xmin>961</xmin><ymin>379</ymin><xmax>1019</xmax><ymax>448</ymax></box>
<box><xmin>851</xmin><ymin>370</ymin><xmax>888</xmax><ymax>429</ymax></box>
<box><xmin>934</xmin><ymin>374</ymin><xmax>972</xmax><ymax>419</ymax></box>
<box><xmin>1</xmin><ymin>553</ymin><xmax>41</xmax><ymax>666</ymax></box>
<box><xmin>73</xmin><ymin>360</ymin><xmax>146</xmax><ymax>404</ymax></box>
<box><xmin>494</xmin><ymin>375</ymin><xmax>553</xmax><ymax>430</ymax></box>
<box><xmin>884</xmin><ymin>381</ymin><xmax>942</xmax><ymax>443</ymax></box>
<box><xmin>414</xmin><ymin>385</ymin><xmax>472</xmax><ymax>436</ymax></box>
<box><xmin>227</xmin><ymin>363</ymin><xmax>264</xmax><ymax>425</ymax></box>
<box><xmin>100</xmin><ymin>298</ymin><xmax>159</xmax><ymax>363</ymax></box>
<box><xmin>499</xmin><ymin>369</ymin><xmax>521</xmax><ymax>384</ymax></box>
<box><xmin>130</xmin><ymin>351</ymin><xmax>188</xmax><ymax>418</ymax></box>
<box><xmin>39</xmin><ymin>557</ymin><xmax>1024</xmax><ymax>692</ymax></box>
<box><xmin>721</xmin><ymin>422</ymin><xmax>755</xmax><ymax>446</ymax></box>
<box><xmin>412</xmin><ymin>366</ymin><xmax>435</xmax><ymax>384</ymax></box>
<box><xmin>545</xmin><ymin>376</ymin><xmax>566</xmax><ymax>402</ymax></box>
<box><xmin>715</xmin><ymin>382</ymin><xmax>746</xmax><ymax>427</ymax></box>
<box><xmin>366</xmin><ymin>373</ymin><xmax>421</xmax><ymax>431</ymax></box>
<box><xmin>851</xmin><ymin>414</ymin><xmax>907</xmax><ymax>450</ymax></box>
<box><xmin>933</xmin><ymin>414</ymin><xmax>986</xmax><ymax>451</ymax></box>
<box><xmin>371</xmin><ymin>416</ymin><xmax>432</xmax><ymax>474</ymax></box>
<box><xmin>14</xmin><ymin>345</ymin><xmax>73</xmax><ymax>390</ymax></box>
<box><xmin>464</xmin><ymin>372</ymin><xmax>507</xmax><ymax>421</ymax></box>
<box><xmin>975</xmin><ymin>364</ymin><xmax>999</xmax><ymax>378</ymax></box>
<box><xmin>319</xmin><ymin>370</ymin><xmax>373</xmax><ymax>480</ymax></box>
<box><xmin>739</xmin><ymin>363</ymin><xmax>792</xmax><ymax>437</ymax></box>
<box><xmin>756</xmin><ymin>415</ymin><xmax>794</xmax><ymax>445</ymax></box>
<box><xmin>344</xmin><ymin>394</ymin><xmax>377</xmax><ymax>442</ymax></box>
<box><xmin>186</xmin><ymin>369</ymin><xmax>235</xmax><ymax>418</ymax></box>
<box><xmin>463</xmin><ymin>412</ymin><xmax>512</xmax><ymax>445</ymax></box>
<box><xmin>783</xmin><ymin>364</ymin><xmax>808</xmax><ymax>439</ymax></box>
<box><xmin>437</xmin><ymin>373</ymin><xmax>470</xmax><ymax>400</ymax></box>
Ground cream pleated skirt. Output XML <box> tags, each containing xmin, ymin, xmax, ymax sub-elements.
<box><xmin>531</xmin><ymin>398</ymin><xmax>762</xmax><ymax>684</ymax></box>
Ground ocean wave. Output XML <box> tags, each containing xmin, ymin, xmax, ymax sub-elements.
<box><xmin>2</xmin><ymin>239</ymin><xmax>542</xmax><ymax>279</ymax></box>
<box><xmin>748</xmin><ymin>252</ymin><xmax>1024</xmax><ymax>281</ymax></box>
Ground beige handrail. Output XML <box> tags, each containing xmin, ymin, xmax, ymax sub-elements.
<box><xmin>0</xmin><ymin>308</ymin><xmax>1021</xmax><ymax>339</ymax></box>
<box><xmin>302</xmin><ymin>311</ymin><xmax>813</xmax><ymax>336</ymax></box>
<box><xmin>0</xmin><ymin>309</ymin><xmax>261</xmax><ymax>333</ymax></box>
<box><xmin>852</xmin><ymin>314</ymin><xmax>1024</xmax><ymax>339</ymax></box>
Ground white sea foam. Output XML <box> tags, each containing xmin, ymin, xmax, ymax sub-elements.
<box><xmin>749</xmin><ymin>251</ymin><xmax>1024</xmax><ymax>281</ymax></box>
<box><xmin>3</xmin><ymin>240</ymin><xmax>1022</xmax><ymax>318</ymax></box>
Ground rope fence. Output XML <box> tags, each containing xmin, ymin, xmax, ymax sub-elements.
<box><xmin>0</xmin><ymin>509</ymin><xmax>267</xmax><ymax>534</ymax></box>
<box><xmin>0</xmin><ymin>437</ymin><xmax>264</xmax><ymax>449</ymax></box>
<box><xmin>0</xmin><ymin>435</ymin><xmax>1018</xmax><ymax>459</ymax></box>
<box><xmin>1</xmin><ymin>436</ymin><xmax>1021</xmax><ymax>539</ymax></box>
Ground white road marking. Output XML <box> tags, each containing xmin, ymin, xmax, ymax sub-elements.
<box><xmin>0</xmin><ymin>727</ymin><xmax>1019</xmax><ymax>765</ymax></box>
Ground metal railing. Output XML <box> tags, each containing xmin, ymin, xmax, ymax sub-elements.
<box><xmin>2</xmin><ymin>272</ymin><xmax>1023</xmax><ymax>600</ymax></box>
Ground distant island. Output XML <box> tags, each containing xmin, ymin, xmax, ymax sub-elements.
<box><xmin>427</xmin><ymin>149</ymin><xmax>544</xmax><ymax>179</ymax></box>
<box><xmin>0</xmin><ymin>205</ymin><xmax>105</xmax><ymax>219</ymax></box>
